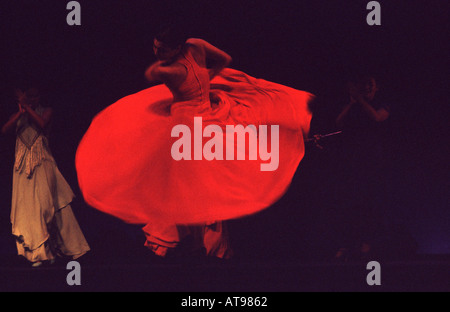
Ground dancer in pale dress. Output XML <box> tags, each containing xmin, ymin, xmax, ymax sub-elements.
<box><xmin>2</xmin><ymin>88</ymin><xmax>90</xmax><ymax>267</ymax></box>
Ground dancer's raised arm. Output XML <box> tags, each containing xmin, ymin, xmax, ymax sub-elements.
<box><xmin>1</xmin><ymin>107</ymin><xmax>24</xmax><ymax>135</ymax></box>
<box><xmin>145</xmin><ymin>60</ymin><xmax>187</xmax><ymax>84</ymax></box>
<box><xmin>186</xmin><ymin>38</ymin><xmax>232</xmax><ymax>79</ymax></box>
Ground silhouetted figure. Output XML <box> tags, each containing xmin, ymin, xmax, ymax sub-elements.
<box><xmin>2</xmin><ymin>88</ymin><xmax>90</xmax><ymax>267</ymax></box>
<box><xmin>332</xmin><ymin>76</ymin><xmax>390</xmax><ymax>260</ymax></box>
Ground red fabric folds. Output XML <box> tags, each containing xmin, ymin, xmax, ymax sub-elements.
<box><xmin>75</xmin><ymin>68</ymin><xmax>313</xmax><ymax>224</ymax></box>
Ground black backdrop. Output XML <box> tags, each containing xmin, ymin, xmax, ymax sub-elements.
<box><xmin>0</xmin><ymin>0</ymin><xmax>448</xmax><ymax>260</ymax></box>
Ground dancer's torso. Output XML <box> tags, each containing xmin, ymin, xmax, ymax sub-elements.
<box><xmin>168</xmin><ymin>48</ymin><xmax>211</xmax><ymax>116</ymax></box>
<box><xmin>15</xmin><ymin>106</ymin><xmax>54</xmax><ymax>177</ymax></box>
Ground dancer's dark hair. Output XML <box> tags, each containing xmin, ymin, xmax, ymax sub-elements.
<box><xmin>155</xmin><ymin>23</ymin><xmax>188</xmax><ymax>49</ymax></box>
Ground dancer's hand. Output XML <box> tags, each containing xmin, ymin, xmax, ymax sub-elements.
<box><xmin>20</xmin><ymin>102</ymin><xmax>32</xmax><ymax>112</ymax></box>
<box><xmin>18</xmin><ymin>104</ymin><xmax>26</xmax><ymax>115</ymax></box>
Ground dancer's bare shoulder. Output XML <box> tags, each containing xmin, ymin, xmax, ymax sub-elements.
<box><xmin>186</xmin><ymin>38</ymin><xmax>232</xmax><ymax>68</ymax></box>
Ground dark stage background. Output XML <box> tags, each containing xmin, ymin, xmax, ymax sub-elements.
<box><xmin>0</xmin><ymin>0</ymin><xmax>448</xmax><ymax>266</ymax></box>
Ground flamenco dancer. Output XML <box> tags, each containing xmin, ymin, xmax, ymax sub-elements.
<box><xmin>76</xmin><ymin>26</ymin><xmax>313</xmax><ymax>259</ymax></box>
<box><xmin>2</xmin><ymin>88</ymin><xmax>90</xmax><ymax>267</ymax></box>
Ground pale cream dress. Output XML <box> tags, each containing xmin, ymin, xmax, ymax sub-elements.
<box><xmin>10</xmin><ymin>106</ymin><xmax>90</xmax><ymax>263</ymax></box>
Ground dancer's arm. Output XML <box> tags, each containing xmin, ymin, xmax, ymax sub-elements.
<box><xmin>337</xmin><ymin>84</ymin><xmax>389</xmax><ymax>128</ymax></box>
<box><xmin>1</xmin><ymin>107</ymin><xmax>24</xmax><ymax>134</ymax></box>
<box><xmin>145</xmin><ymin>61</ymin><xmax>187</xmax><ymax>84</ymax></box>
<box><xmin>336</xmin><ymin>82</ymin><xmax>358</xmax><ymax>128</ymax></box>
<box><xmin>336</xmin><ymin>100</ymin><xmax>355</xmax><ymax>129</ymax></box>
<box><xmin>357</xmin><ymin>98</ymin><xmax>389</xmax><ymax>122</ymax></box>
<box><xmin>186</xmin><ymin>38</ymin><xmax>232</xmax><ymax>79</ymax></box>
<box><xmin>21</xmin><ymin>103</ymin><xmax>53</xmax><ymax>130</ymax></box>
<box><xmin>349</xmin><ymin>86</ymin><xmax>389</xmax><ymax>122</ymax></box>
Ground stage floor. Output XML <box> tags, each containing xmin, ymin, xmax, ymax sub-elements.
<box><xmin>0</xmin><ymin>253</ymin><xmax>448</xmax><ymax>292</ymax></box>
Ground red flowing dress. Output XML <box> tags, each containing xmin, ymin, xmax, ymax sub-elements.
<box><xmin>75</xmin><ymin>49</ymin><xmax>313</xmax><ymax>225</ymax></box>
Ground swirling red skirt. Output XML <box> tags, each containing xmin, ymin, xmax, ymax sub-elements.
<box><xmin>75</xmin><ymin>68</ymin><xmax>313</xmax><ymax>225</ymax></box>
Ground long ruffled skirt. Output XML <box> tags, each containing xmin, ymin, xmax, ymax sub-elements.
<box><xmin>76</xmin><ymin>68</ymin><xmax>313</xmax><ymax>225</ymax></box>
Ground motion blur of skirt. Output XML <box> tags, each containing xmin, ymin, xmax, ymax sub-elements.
<box><xmin>76</xmin><ymin>68</ymin><xmax>313</xmax><ymax>225</ymax></box>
